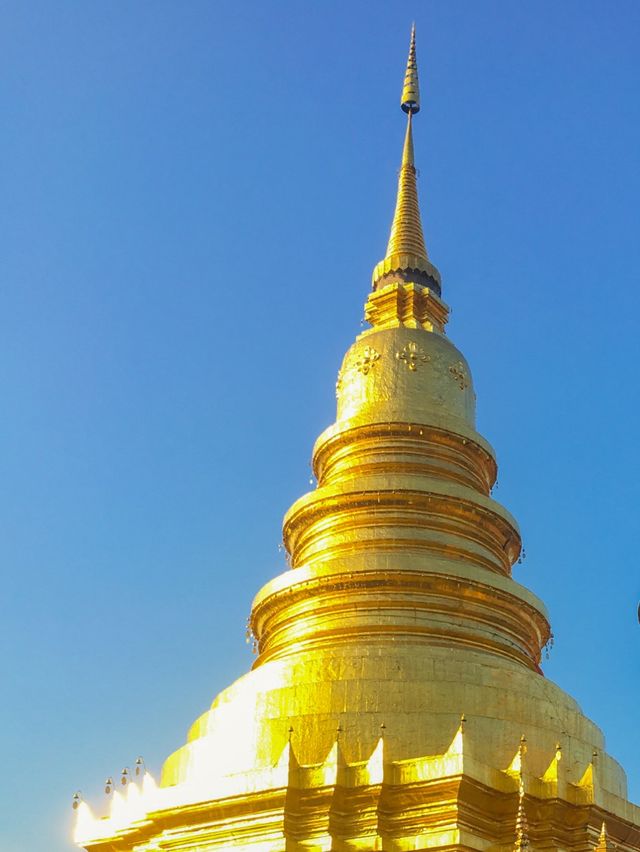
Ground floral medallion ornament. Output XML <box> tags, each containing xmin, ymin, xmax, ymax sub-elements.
<box><xmin>449</xmin><ymin>360</ymin><xmax>469</xmax><ymax>390</ymax></box>
<box><xmin>353</xmin><ymin>346</ymin><xmax>380</xmax><ymax>375</ymax></box>
<box><xmin>396</xmin><ymin>341</ymin><xmax>430</xmax><ymax>371</ymax></box>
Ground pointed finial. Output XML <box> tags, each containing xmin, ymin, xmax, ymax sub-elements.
<box><xmin>401</xmin><ymin>24</ymin><xmax>420</xmax><ymax>114</ymax></box>
<box><xmin>372</xmin><ymin>26</ymin><xmax>440</xmax><ymax>293</ymax></box>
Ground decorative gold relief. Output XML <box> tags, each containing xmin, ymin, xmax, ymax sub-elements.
<box><xmin>396</xmin><ymin>340</ymin><xmax>430</xmax><ymax>371</ymax></box>
<box><xmin>449</xmin><ymin>360</ymin><xmax>469</xmax><ymax>389</ymax></box>
<box><xmin>337</xmin><ymin>348</ymin><xmax>380</xmax><ymax>398</ymax></box>
<box><xmin>353</xmin><ymin>346</ymin><xmax>380</xmax><ymax>375</ymax></box>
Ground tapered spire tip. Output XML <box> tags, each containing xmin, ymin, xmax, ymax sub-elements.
<box><xmin>401</xmin><ymin>24</ymin><xmax>420</xmax><ymax>114</ymax></box>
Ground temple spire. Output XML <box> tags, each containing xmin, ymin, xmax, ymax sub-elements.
<box><xmin>514</xmin><ymin>779</ymin><xmax>530</xmax><ymax>851</ymax></box>
<box><xmin>372</xmin><ymin>25</ymin><xmax>440</xmax><ymax>294</ymax></box>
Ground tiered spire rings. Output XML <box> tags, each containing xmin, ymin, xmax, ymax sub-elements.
<box><xmin>401</xmin><ymin>24</ymin><xmax>420</xmax><ymax>114</ymax></box>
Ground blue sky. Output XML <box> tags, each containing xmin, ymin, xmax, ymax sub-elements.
<box><xmin>1</xmin><ymin>2</ymin><xmax>639</xmax><ymax>850</ymax></box>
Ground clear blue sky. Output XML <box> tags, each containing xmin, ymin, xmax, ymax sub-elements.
<box><xmin>1</xmin><ymin>2</ymin><xmax>639</xmax><ymax>850</ymax></box>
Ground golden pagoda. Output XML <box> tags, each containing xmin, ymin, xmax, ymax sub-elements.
<box><xmin>73</xmin><ymin>28</ymin><xmax>640</xmax><ymax>851</ymax></box>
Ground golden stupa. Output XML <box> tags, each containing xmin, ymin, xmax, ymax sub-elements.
<box><xmin>73</xmin><ymin>28</ymin><xmax>640</xmax><ymax>851</ymax></box>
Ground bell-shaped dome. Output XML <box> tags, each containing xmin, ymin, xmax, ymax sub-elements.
<box><xmin>336</xmin><ymin>325</ymin><xmax>475</xmax><ymax>433</ymax></box>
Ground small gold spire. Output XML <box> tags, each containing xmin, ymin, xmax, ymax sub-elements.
<box><xmin>514</xmin><ymin>779</ymin><xmax>530</xmax><ymax>851</ymax></box>
<box><xmin>372</xmin><ymin>25</ymin><xmax>440</xmax><ymax>293</ymax></box>
<box><xmin>596</xmin><ymin>822</ymin><xmax>613</xmax><ymax>852</ymax></box>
